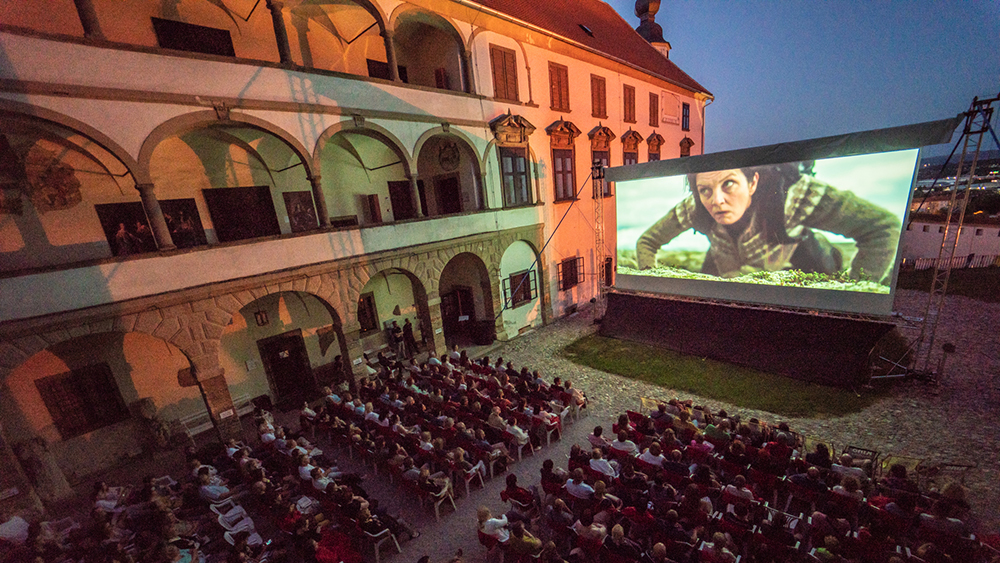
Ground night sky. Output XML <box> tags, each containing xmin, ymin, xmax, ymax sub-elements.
<box><xmin>605</xmin><ymin>0</ymin><xmax>999</xmax><ymax>156</ymax></box>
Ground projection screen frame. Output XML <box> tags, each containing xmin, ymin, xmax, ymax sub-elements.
<box><xmin>606</xmin><ymin>116</ymin><xmax>962</xmax><ymax>317</ymax></box>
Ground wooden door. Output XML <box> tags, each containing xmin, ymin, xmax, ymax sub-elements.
<box><xmin>435</xmin><ymin>176</ymin><xmax>462</xmax><ymax>215</ymax></box>
<box><xmin>257</xmin><ymin>330</ymin><xmax>313</xmax><ymax>407</ymax></box>
<box><xmin>387</xmin><ymin>180</ymin><xmax>416</xmax><ymax>220</ymax></box>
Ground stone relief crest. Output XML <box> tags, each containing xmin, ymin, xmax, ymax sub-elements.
<box><xmin>438</xmin><ymin>141</ymin><xmax>461</xmax><ymax>172</ymax></box>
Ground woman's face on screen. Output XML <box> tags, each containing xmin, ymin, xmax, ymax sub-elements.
<box><xmin>694</xmin><ymin>169</ymin><xmax>758</xmax><ymax>226</ymax></box>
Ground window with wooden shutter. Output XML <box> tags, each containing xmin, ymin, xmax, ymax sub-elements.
<box><xmin>503</xmin><ymin>269</ymin><xmax>537</xmax><ymax>309</ymax></box>
<box><xmin>552</xmin><ymin>149</ymin><xmax>576</xmax><ymax>201</ymax></box>
<box><xmin>35</xmin><ymin>363</ymin><xmax>129</xmax><ymax>440</ymax></box>
<box><xmin>591</xmin><ymin>75</ymin><xmax>607</xmax><ymax>118</ymax></box>
<box><xmin>558</xmin><ymin>256</ymin><xmax>584</xmax><ymax>291</ymax></box>
<box><xmin>649</xmin><ymin>93</ymin><xmax>659</xmax><ymax>127</ymax></box>
<box><xmin>489</xmin><ymin>44</ymin><xmax>519</xmax><ymax>101</ymax></box>
<box><xmin>499</xmin><ymin>146</ymin><xmax>531</xmax><ymax>207</ymax></box>
<box><xmin>623</xmin><ymin>85</ymin><xmax>636</xmax><ymax>123</ymax></box>
<box><xmin>549</xmin><ymin>62</ymin><xmax>570</xmax><ymax>112</ymax></box>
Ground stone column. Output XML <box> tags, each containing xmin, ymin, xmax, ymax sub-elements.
<box><xmin>136</xmin><ymin>183</ymin><xmax>176</xmax><ymax>251</ymax></box>
<box><xmin>425</xmin><ymin>296</ymin><xmax>446</xmax><ymax>358</ymax></box>
<box><xmin>190</xmin><ymin>353</ymin><xmax>242</xmax><ymax>441</ymax></box>
<box><xmin>408</xmin><ymin>176</ymin><xmax>424</xmax><ymax>217</ymax></box>
<box><xmin>265</xmin><ymin>0</ymin><xmax>294</xmax><ymax>65</ymax></box>
<box><xmin>382</xmin><ymin>28</ymin><xmax>401</xmax><ymax>82</ymax></box>
<box><xmin>72</xmin><ymin>0</ymin><xmax>105</xmax><ymax>40</ymax></box>
<box><xmin>308</xmin><ymin>175</ymin><xmax>330</xmax><ymax>227</ymax></box>
<box><xmin>342</xmin><ymin>323</ymin><xmax>364</xmax><ymax>393</ymax></box>
<box><xmin>462</xmin><ymin>49</ymin><xmax>476</xmax><ymax>95</ymax></box>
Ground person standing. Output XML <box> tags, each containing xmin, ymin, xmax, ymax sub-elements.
<box><xmin>402</xmin><ymin>318</ymin><xmax>417</xmax><ymax>359</ymax></box>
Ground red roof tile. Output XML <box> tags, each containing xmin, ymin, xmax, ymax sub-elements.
<box><xmin>465</xmin><ymin>0</ymin><xmax>711</xmax><ymax>95</ymax></box>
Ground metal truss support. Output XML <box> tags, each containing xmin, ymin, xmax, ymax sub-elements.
<box><xmin>592</xmin><ymin>160</ymin><xmax>607</xmax><ymax>320</ymax></box>
<box><xmin>912</xmin><ymin>95</ymin><xmax>999</xmax><ymax>378</ymax></box>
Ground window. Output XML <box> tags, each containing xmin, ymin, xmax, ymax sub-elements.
<box><xmin>151</xmin><ymin>17</ymin><xmax>235</xmax><ymax>57</ymax></box>
<box><xmin>358</xmin><ymin>292</ymin><xmax>378</xmax><ymax>333</ymax></box>
<box><xmin>922</xmin><ymin>225</ymin><xmax>929</xmax><ymax>232</ymax></box>
<box><xmin>682</xmin><ymin>102</ymin><xmax>691</xmax><ymax>131</ymax></box>
<box><xmin>489</xmin><ymin>45</ymin><xmax>519</xmax><ymax>101</ymax></box>
<box><xmin>603</xmin><ymin>257</ymin><xmax>614</xmax><ymax>287</ymax></box>
<box><xmin>549</xmin><ymin>62</ymin><xmax>570</xmax><ymax>111</ymax></box>
<box><xmin>649</xmin><ymin>93</ymin><xmax>659</xmax><ymax>127</ymax></box>
<box><xmin>499</xmin><ymin>147</ymin><xmax>531</xmax><ymax>207</ymax></box>
<box><xmin>558</xmin><ymin>257</ymin><xmax>584</xmax><ymax>291</ymax></box>
<box><xmin>623</xmin><ymin>85</ymin><xmax>636</xmax><ymax>123</ymax></box>
<box><xmin>35</xmin><ymin>363</ymin><xmax>129</xmax><ymax>440</ymax></box>
<box><xmin>552</xmin><ymin>149</ymin><xmax>576</xmax><ymax>201</ymax></box>
<box><xmin>503</xmin><ymin>270</ymin><xmax>537</xmax><ymax>309</ymax></box>
<box><xmin>648</xmin><ymin>151</ymin><xmax>660</xmax><ymax>162</ymax></box>
<box><xmin>975</xmin><ymin>228</ymin><xmax>984</xmax><ymax>236</ymax></box>
<box><xmin>591</xmin><ymin>75</ymin><xmax>607</xmax><ymax>118</ymax></box>
<box><xmin>434</xmin><ymin>68</ymin><xmax>450</xmax><ymax>90</ymax></box>
<box><xmin>623</xmin><ymin>151</ymin><xmax>638</xmax><ymax>166</ymax></box>
<box><xmin>939</xmin><ymin>226</ymin><xmax>944</xmax><ymax>233</ymax></box>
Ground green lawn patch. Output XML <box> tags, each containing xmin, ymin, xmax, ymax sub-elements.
<box><xmin>561</xmin><ymin>333</ymin><xmax>887</xmax><ymax>418</ymax></box>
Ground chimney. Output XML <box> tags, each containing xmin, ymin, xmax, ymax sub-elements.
<box><xmin>635</xmin><ymin>0</ymin><xmax>671</xmax><ymax>58</ymax></box>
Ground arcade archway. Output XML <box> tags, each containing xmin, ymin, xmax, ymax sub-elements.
<box><xmin>439</xmin><ymin>252</ymin><xmax>496</xmax><ymax>347</ymax></box>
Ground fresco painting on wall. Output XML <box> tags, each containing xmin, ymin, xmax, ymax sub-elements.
<box><xmin>94</xmin><ymin>202</ymin><xmax>157</xmax><ymax>257</ymax></box>
<box><xmin>283</xmin><ymin>191</ymin><xmax>318</xmax><ymax>233</ymax></box>
<box><xmin>160</xmin><ymin>198</ymin><xmax>207</xmax><ymax>249</ymax></box>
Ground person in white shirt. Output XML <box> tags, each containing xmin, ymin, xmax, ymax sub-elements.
<box><xmin>722</xmin><ymin>475</ymin><xmax>755</xmax><ymax>504</ymax></box>
<box><xmin>506</xmin><ymin>418</ymin><xmax>530</xmax><ymax>447</ymax></box>
<box><xmin>478</xmin><ymin>507</ymin><xmax>510</xmax><ymax>544</ymax></box>
<box><xmin>831</xmin><ymin>454</ymin><xmax>868</xmax><ymax>482</ymax></box>
<box><xmin>589</xmin><ymin>448</ymin><xmax>619</xmax><ymax>479</ymax></box>
<box><xmin>638</xmin><ymin>442</ymin><xmax>667</xmax><ymax>467</ymax></box>
<box><xmin>610</xmin><ymin>431</ymin><xmax>639</xmax><ymax>456</ymax></box>
<box><xmin>449</xmin><ymin>345</ymin><xmax>462</xmax><ymax>362</ymax></box>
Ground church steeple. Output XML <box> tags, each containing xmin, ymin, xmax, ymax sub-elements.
<box><xmin>635</xmin><ymin>0</ymin><xmax>671</xmax><ymax>58</ymax></box>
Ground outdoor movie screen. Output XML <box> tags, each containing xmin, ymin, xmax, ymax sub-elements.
<box><xmin>613</xmin><ymin>148</ymin><xmax>920</xmax><ymax>315</ymax></box>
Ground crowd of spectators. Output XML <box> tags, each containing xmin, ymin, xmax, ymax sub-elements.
<box><xmin>478</xmin><ymin>399</ymin><xmax>995</xmax><ymax>563</ymax></box>
<box><xmin>0</xmin><ymin>348</ymin><xmax>586</xmax><ymax>563</ymax></box>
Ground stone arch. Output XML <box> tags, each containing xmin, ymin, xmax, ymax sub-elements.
<box><xmin>439</xmin><ymin>252</ymin><xmax>496</xmax><ymax>347</ymax></box>
<box><xmin>414</xmin><ymin>127</ymin><xmax>485</xmax><ymax>215</ymax></box>
<box><xmin>355</xmin><ymin>265</ymin><xmax>434</xmax><ymax>357</ymax></box>
<box><xmin>388</xmin><ymin>4</ymin><xmax>472</xmax><ymax>93</ymax></box>
<box><xmin>222</xmin><ymin>289</ymin><xmax>349</xmax><ymax>408</ymax></box>
<box><xmin>137</xmin><ymin>110</ymin><xmax>314</xmax><ymax>180</ymax></box>
<box><xmin>313</xmin><ymin>119</ymin><xmax>414</xmax><ymax>175</ymax></box>
<box><xmin>0</xmin><ymin>328</ymin><xmax>203</xmax><ymax>497</ymax></box>
<box><xmin>412</xmin><ymin>126</ymin><xmax>483</xmax><ymax>171</ymax></box>
<box><xmin>0</xmin><ymin>100</ymin><xmax>145</xmax><ymax>183</ymax></box>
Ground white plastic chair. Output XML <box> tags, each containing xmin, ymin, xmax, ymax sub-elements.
<box><xmin>224</xmin><ymin>531</ymin><xmax>263</xmax><ymax>547</ymax></box>
<box><xmin>363</xmin><ymin>527</ymin><xmax>401</xmax><ymax>563</ymax></box>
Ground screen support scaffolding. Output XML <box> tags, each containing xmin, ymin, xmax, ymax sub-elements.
<box><xmin>593</xmin><ymin>160</ymin><xmax>607</xmax><ymax>320</ymax></box>
<box><xmin>911</xmin><ymin>94</ymin><xmax>999</xmax><ymax>380</ymax></box>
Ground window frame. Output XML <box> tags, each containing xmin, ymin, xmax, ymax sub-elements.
<box><xmin>591</xmin><ymin>75</ymin><xmax>607</xmax><ymax>118</ymax></box>
<box><xmin>558</xmin><ymin>256</ymin><xmax>584</xmax><ymax>291</ymax></box>
<box><xmin>489</xmin><ymin>44</ymin><xmax>520</xmax><ymax>102</ymax></box>
<box><xmin>35</xmin><ymin>363</ymin><xmax>129</xmax><ymax>440</ymax></box>
<box><xmin>552</xmin><ymin>148</ymin><xmax>577</xmax><ymax>202</ymax></box>
<box><xmin>682</xmin><ymin>102</ymin><xmax>691</xmax><ymax>131</ymax></box>
<box><xmin>623</xmin><ymin>85</ymin><xmax>636</xmax><ymax>123</ymax></box>
<box><xmin>623</xmin><ymin>151</ymin><xmax>638</xmax><ymax>166</ymax></box>
<box><xmin>358</xmin><ymin>292</ymin><xmax>378</xmax><ymax>334</ymax></box>
<box><xmin>649</xmin><ymin>93</ymin><xmax>659</xmax><ymax>128</ymax></box>
<box><xmin>499</xmin><ymin>146</ymin><xmax>532</xmax><ymax>207</ymax></box>
<box><xmin>549</xmin><ymin>62</ymin><xmax>571</xmax><ymax>112</ymax></box>
<box><xmin>503</xmin><ymin>269</ymin><xmax>538</xmax><ymax>309</ymax></box>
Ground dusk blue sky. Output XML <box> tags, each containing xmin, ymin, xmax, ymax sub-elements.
<box><xmin>606</xmin><ymin>0</ymin><xmax>999</xmax><ymax>156</ymax></box>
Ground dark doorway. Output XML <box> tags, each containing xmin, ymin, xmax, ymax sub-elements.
<box><xmin>257</xmin><ymin>329</ymin><xmax>313</xmax><ymax>409</ymax></box>
<box><xmin>203</xmin><ymin>186</ymin><xmax>281</xmax><ymax>242</ymax></box>
<box><xmin>387</xmin><ymin>180</ymin><xmax>417</xmax><ymax>220</ymax></box>
<box><xmin>441</xmin><ymin>286</ymin><xmax>475</xmax><ymax>344</ymax></box>
<box><xmin>435</xmin><ymin>175</ymin><xmax>462</xmax><ymax>215</ymax></box>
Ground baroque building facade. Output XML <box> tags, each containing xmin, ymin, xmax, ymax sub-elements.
<box><xmin>0</xmin><ymin>0</ymin><xmax>709</xmax><ymax>509</ymax></box>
